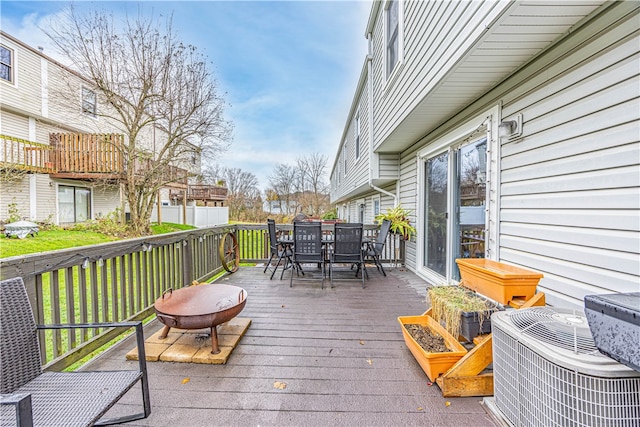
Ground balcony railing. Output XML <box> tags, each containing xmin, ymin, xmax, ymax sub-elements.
<box><xmin>169</xmin><ymin>184</ymin><xmax>228</xmax><ymax>201</ymax></box>
<box><xmin>0</xmin><ymin>134</ymin><xmax>55</xmax><ymax>173</ymax></box>
<box><xmin>1</xmin><ymin>133</ymin><xmax>189</xmax><ymax>186</ymax></box>
<box><xmin>50</xmin><ymin>132</ymin><xmax>124</xmax><ymax>178</ymax></box>
<box><xmin>0</xmin><ymin>223</ymin><xmax>402</xmax><ymax>371</ymax></box>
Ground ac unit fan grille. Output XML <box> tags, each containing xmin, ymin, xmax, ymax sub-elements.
<box><xmin>510</xmin><ymin>307</ymin><xmax>598</xmax><ymax>354</ymax></box>
<box><xmin>493</xmin><ymin>310</ymin><xmax>640</xmax><ymax>427</ymax></box>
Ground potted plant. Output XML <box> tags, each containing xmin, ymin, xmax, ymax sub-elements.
<box><xmin>455</xmin><ymin>258</ymin><xmax>543</xmax><ymax>305</ymax></box>
<box><xmin>427</xmin><ymin>285</ymin><xmax>502</xmax><ymax>342</ymax></box>
<box><xmin>398</xmin><ymin>313</ymin><xmax>467</xmax><ymax>382</ymax></box>
<box><xmin>375</xmin><ymin>205</ymin><xmax>416</xmax><ymax>240</ymax></box>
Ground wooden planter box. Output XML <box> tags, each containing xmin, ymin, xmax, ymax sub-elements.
<box><xmin>398</xmin><ymin>314</ymin><xmax>467</xmax><ymax>382</ymax></box>
<box><xmin>456</xmin><ymin>258</ymin><xmax>543</xmax><ymax>305</ymax></box>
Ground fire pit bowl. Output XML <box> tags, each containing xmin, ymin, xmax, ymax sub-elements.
<box><xmin>154</xmin><ymin>283</ymin><xmax>247</xmax><ymax>354</ymax></box>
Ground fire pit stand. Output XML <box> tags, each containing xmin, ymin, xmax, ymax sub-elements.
<box><xmin>154</xmin><ymin>284</ymin><xmax>247</xmax><ymax>354</ymax></box>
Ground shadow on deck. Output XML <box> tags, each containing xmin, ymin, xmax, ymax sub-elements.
<box><xmin>88</xmin><ymin>265</ymin><xmax>497</xmax><ymax>427</ymax></box>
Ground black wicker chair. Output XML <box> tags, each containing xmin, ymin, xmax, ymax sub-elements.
<box><xmin>290</xmin><ymin>221</ymin><xmax>325</xmax><ymax>288</ymax></box>
<box><xmin>364</xmin><ymin>219</ymin><xmax>391</xmax><ymax>276</ymax></box>
<box><xmin>329</xmin><ymin>223</ymin><xmax>368</xmax><ymax>288</ymax></box>
<box><xmin>0</xmin><ymin>277</ymin><xmax>151</xmax><ymax>427</ymax></box>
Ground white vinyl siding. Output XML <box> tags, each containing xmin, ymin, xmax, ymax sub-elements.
<box><xmin>394</xmin><ymin>2</ymin><xmax>638</xmax><ymax>308</ymax></box>
<box><xmin>93</xmin><ymin>185</ymin><xmax>122</xmax><ymax>219</ymax></box>
<box><xmin>34</xmin><ymin>174</ymin><xmax>57</xmax><ymax>222</ymax></box>
<box><xmin>496</xmin><ymin>9</ymin><xmax>639</xmax><ymax>307</ymax></box>
<box><xmin>373</xmin><ymin>1</ymin><xmax>507</xmax><ymax>148</ymax></box>
<box><xmin>0</xmin><ymin>175</ymin><xmax>30</xmax><ymax>220</ymax></box>
<box><xmin>377</xmin><ymin>153</ymin><xmax>399</xmax><ymax>180</ymax></box>
<box><xmin>0</xmin><ymin>110</ymin><xmax>30</xmax><ymax>140</ymax></box>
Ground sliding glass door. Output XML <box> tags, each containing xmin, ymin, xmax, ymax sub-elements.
<box><xmin>422</xmin><ymin>137</ymin><xmax>488</xmax><ymax>281</ymax></box>
<box><xmin>58</xmin><ymin>185</ymin><xmax>91</xmax><ymax>224</ymax></box>
<box><xmin>424</xmin><ymin>152</ymin><xmax>448</xmax><ymax>276</ymax></box>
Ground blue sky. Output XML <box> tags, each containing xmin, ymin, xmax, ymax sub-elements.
<box><xmin>0</xmin><ymin>0</ymin><xmax>371</xmax><ymax>191</ymax></box>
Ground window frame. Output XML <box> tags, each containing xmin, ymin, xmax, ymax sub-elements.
<box><xmin>385</xmin><ymin>0</ymin><xmax>403</xmax><ymax>79</ymax></box>
<box><xmin>0</xmin><ymin>44</ymin><xmax>14</xmax><ymax>84</ymax></box>
<box><xmin>58</xmin><ymin>185</ymin><xmax>92</xmax><ymax>224</ymax></box>
<box><xmin>355</xmin><ymin>111</ymin><xmax>361</xmax><ymax>160</ymax></box>
<box><xmin>82</xmin><ymin>86</ymin><xmax>97</xmax><ymax>117</ymax></box>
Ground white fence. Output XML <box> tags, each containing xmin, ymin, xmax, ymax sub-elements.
<box><xmin>151</xmin><ymin>206</ymin><xmax>229</xmax><ymax>227</ymax></box>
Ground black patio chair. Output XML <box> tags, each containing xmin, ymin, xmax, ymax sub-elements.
<box><xmin>364</xmin><ymin>219</ymin><xmax>391</xmax><ymax>276</ymax></box>
<box><xmin>0</xmin><ymin>276</ymin><xmax>151</xmax><ymax>427</ymax></box>
<box><xmin>264</xmin><ymin>219</ymin><xmax>293</xmax><ymax>280</ymax></box>
<box><xmin>329</xmin><ymin>223</ymin><xmax>367</xmax><ymax>288</ymax></box>
<box><xmin>290</xmin><ymin>221</ymin><xmax>324</xmax><ymax>288</ymax></box>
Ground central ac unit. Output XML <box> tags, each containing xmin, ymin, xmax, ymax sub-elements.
<box><xmin>492</xmin><ymin>307</ymin><xmax>640</xmax><ymax>427</ymax></box>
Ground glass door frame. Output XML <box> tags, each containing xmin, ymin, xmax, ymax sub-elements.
<box><xmin>415</xmin><ymin>105</ymin><xmax>501</xmax><ymax>284</ymax></box>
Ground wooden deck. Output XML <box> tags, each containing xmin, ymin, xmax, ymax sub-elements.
<box><xmin>88</xmin><ymin>265</ymin><xmax>497</xmax><ymax>427</ymax></box>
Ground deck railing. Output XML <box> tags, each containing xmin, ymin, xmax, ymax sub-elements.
<box><xmin>0</xmin><ymin>223</ymin><xmax>402</xmax><ymax>371</ymax></box>
<box><xmin>50</xmin><ymin>133</ymin><xmax>124</xmax><ymax>174</ymax></box>
<box><xmin>170</xmin><ymin>184</ymin><xmax>228</xmax><ymax>201</ymax></box>
<box><xmin>0</xmin><ymin>134</ymin><xmax>55</xmax><ymax>173</ymax></box>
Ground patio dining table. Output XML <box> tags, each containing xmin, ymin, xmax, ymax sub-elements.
<box><xmin>277</xmin><ymin>227</ymin><xmax>372</xmax><ymax>284</ymax></box>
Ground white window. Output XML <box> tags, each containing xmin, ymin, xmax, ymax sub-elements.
<box><xmin>355</xmin><ymin>112</ymin><xmax>361</xmax><ymax>160</ymax></box>
<box><xmin>0</xmin><ymin>45</ymin><xmax>14</xmax><ymax>83</ymax></box>
<box><xmin>373</xmin><ymin>197</ymin><xmax>380</xmax><ymax>217</ymax></box>
<box><xmin>343</xmin><ymin>144</ymin><xmax>347</xmax><ymax>175</ymax></box>
<box><xmin>386</xmin><ymin>0</ymin><xmax>401</xmax><ymax>77</ymax></box>
<box><xmin>82</xmin><ymin>87</ymin><xmax>97</xmax><ymax>116</ymax></box>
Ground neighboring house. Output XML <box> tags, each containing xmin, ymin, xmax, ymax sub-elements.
<box><xmin>0</xmin><ymin>32</ymin><xmax>225</xmax><ymax>224</ymax></box>
<box><xmin>330</xmin><ymin>1</ymin><xmax>639</xmax><ymax>308</ymax></box>
<box><xmin>264</xmin><ymin>199</ymin><xmax>298</xmax><ymax>216</ymax></box>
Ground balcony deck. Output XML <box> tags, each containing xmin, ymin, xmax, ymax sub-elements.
<box><xmin>88</xmin><ymin>265</ymin><xmax>496</xmax><ymax>426</ymax></box>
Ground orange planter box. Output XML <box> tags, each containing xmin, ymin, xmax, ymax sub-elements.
<box><xmin>398</xmin><ymin>314</ymin><xmax>467</xmax><ymax>382</ymax></box>
<box><xmin>456</xmin><ymin>258</ymin><xmax>543</xmax><ymax>305</ymax></box>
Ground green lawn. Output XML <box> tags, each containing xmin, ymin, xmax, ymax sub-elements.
<box><xmin>0</xmin><ymin>223</ymin><xmax>196</xmax><ymax>259</ymax></box>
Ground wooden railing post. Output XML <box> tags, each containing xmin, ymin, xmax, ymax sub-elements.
<box><xmin>182</xmin><ymin>238</ymin><xmax>193</xmax><ymax>287</ymax></box>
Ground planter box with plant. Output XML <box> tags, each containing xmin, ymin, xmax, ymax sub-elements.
<box><xmin>375</xmin><ymin>205</ymin><xmax>416</xmax><ymax>241</ymax></box>
<box><xmin>398</xmin><ymin>313</ymin><xmax>467</xmax><ymax>382</ymax></box>
<box><xmin>428</xmin><ymin>285</ymin><xmax>503</xmax><ymax>342</ymax></box>
<box><xmin>456</xmin><ymin>258</ymin><xmax>543</xmax><ymax>305</ymax></box>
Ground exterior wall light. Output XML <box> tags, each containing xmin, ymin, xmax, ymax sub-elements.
<box><xmin>498</xmin><ymin>113</ymin><xmax>523</xmax><ymax>140</ymax></box>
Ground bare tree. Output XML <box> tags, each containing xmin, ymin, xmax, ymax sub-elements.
<box><xmin>295</xmin><ymin>153</ymin><xmax>329</xmax><ymax>216</ymax></box>
<box><xmin>268</xmin><ymin>163</ymin><xmax>298</xmax><ymax>216</ymax></box>
<box><xmin>222</xmin><ymin>167</ymin><xmax>260</xmax><ymax>219</ymax></box>
<box><xmin>45</xmin><ymin>7</ymin><xmax>231</xmax><ymax>234</ymax></box>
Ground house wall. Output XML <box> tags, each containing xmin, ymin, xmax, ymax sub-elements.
<box><xmin>1</xmin><ymin>32</ymin><xmax>193</xmax><ymax>225</ymax></box>
<box><xmin>0</xmin><ymin>35</ymin><xmax>43</xmax><ymax>116</ymax></box>
<box><xmin>0</xmin><ymin>110</ymin><xmax>30</xmax><ymax>139</ymax></box>
<box><xmin>372</xmin><ymin>1</ymin><xmax>508</xmax><ymax>149</ymax></box>
<box><xmin>494</xmin><ymin>4</ymin><xmax>639</xmax><ymax>307</ymax></box>
<box><xmin>93</xmin><ymin>185</ymin><xmax>122</xmax><ymax>219</ymax></box>
<box><xmin>395</xmin><ymin>2</ymin><xmax>639</xmax><ymax>308</ymax></box>
<box><xmin>332</xmin><ymin>1</ymin><xmax>638</xmax><ymax>308</ymax></box>
<box><xmin>0</xmin><ymin>176</ymin><xmax>30</xmax><ymax>220</ymax></box>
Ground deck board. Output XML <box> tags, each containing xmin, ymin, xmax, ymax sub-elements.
<box><xmin>87</xmin><ymin>265</ymin><xmax>497</xmax><ymax>426</ymax></box>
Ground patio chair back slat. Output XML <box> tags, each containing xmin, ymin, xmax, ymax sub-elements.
<box><xmin>292</xmin><ymin>222</ymin><xmax>323</xmax><ymax>264</ymax></box>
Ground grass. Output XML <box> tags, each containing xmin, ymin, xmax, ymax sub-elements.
<box><xmin>0</xmin><ymin>230</ymin><xmax>119</xmax><ymax>258</ymax></box>
<box><xmin>0</xmin><ymin>223</ymin><xmax>196</xmax><ymax>259</ymax></box>
<box><xmin>428</xmin><ymin>285</ymin><xmax>495</xmax><ymax>339</ymax></box>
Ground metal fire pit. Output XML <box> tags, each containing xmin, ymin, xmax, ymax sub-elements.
<box><xmin>154</xmin><ymin>283</ymin><xmax>247</xmax><ymax>354</ymax></box>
